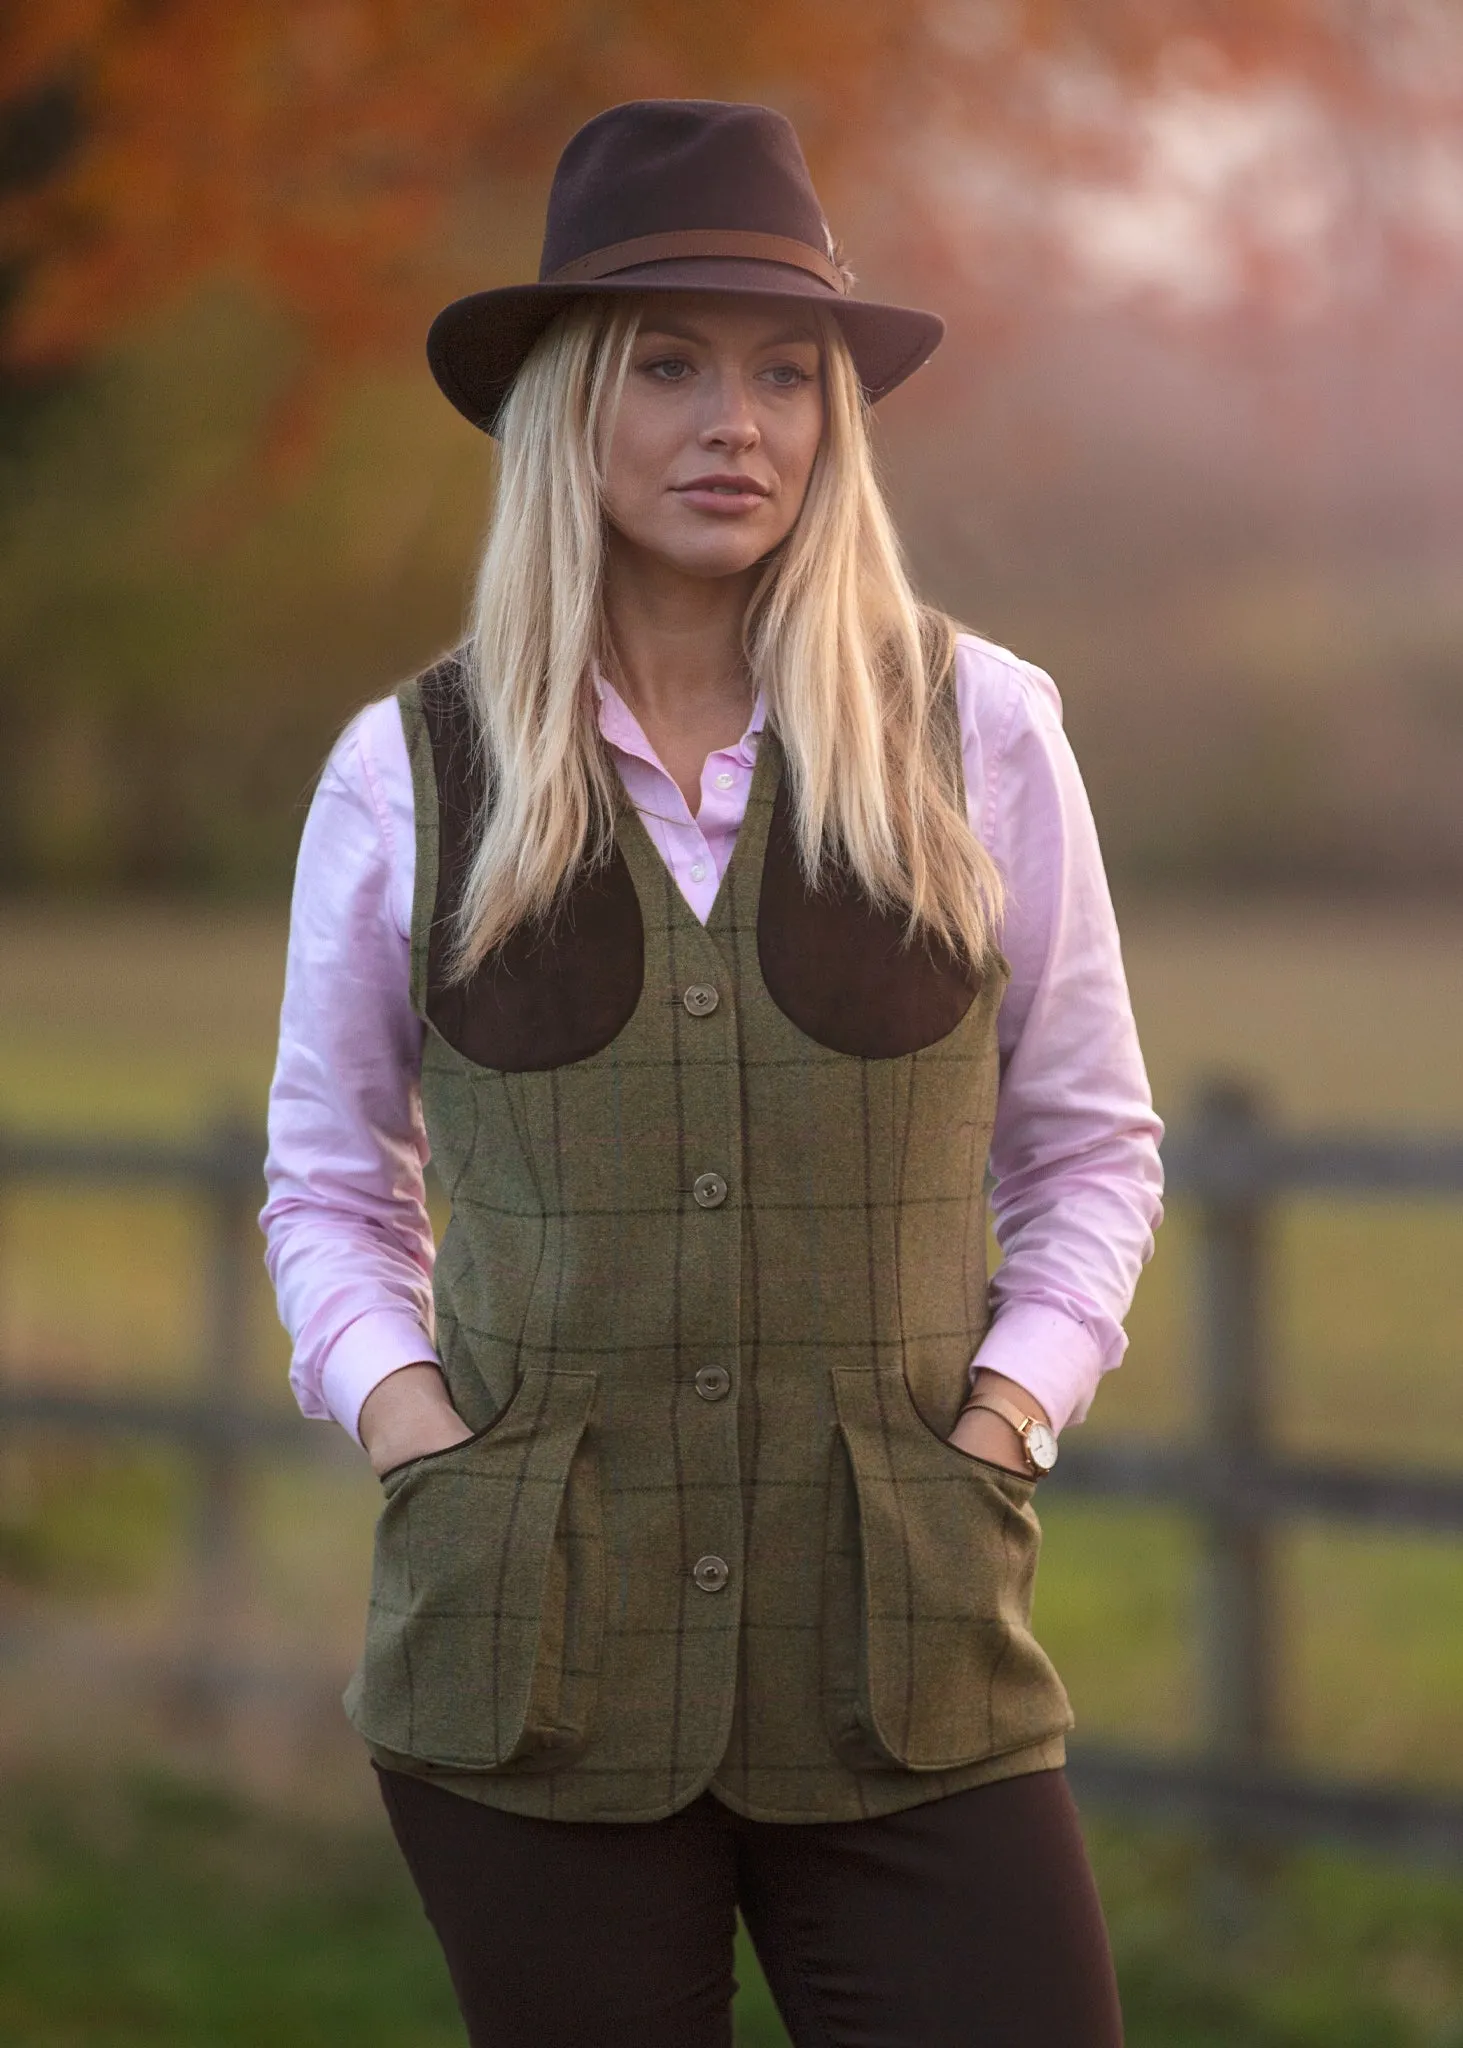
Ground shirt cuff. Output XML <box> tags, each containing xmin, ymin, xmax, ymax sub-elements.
<box><xmin>318</xmin><ymin>1309</ymin><xmax>443</xmax><ymax>1446</ymax></box>
<box><xmin>969</xmin><ymin>1301</ymin><xmax>1110</xmax><ymax>1436</ymax></box>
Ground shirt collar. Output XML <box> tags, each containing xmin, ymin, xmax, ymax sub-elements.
<box><xmin>592</xmin><ymin>662</ymin><xmax>765</xmax><ymax>769</ymax></box>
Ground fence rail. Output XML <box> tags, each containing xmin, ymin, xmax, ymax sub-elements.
<box><xmin>1063</xmin><ymin>1078</ymin><xmax>1463</xmax><ymax>1861</ymax></box>
<box><xmin>1</xmin><ymin>1080</ymin><xmax>1460</xmax><ymax>1862</ymax></box>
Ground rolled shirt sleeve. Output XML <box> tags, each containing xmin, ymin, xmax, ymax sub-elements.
<box><xmin>258</xmin><ymin>697</ymin><xmax>442</xmax><ymax>1444</ymax></box>
<box><xmin>957</xmin><ymin>635</ymin><xmax>1166</xmax><ymax>1433</ymax></box>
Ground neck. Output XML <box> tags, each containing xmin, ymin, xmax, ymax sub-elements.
<box><xmin>601</xmin><ymin>533</ymin><xmax>757</xmax><ymax>732</ymax></box>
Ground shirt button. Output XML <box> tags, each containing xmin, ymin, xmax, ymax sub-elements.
<box><xmin>714</xmin><ymin>771</ymin><xmax>734</xmax><ymax>789</ymax></box>
<box><xmin>694</xmin><ymin>1365</ymin><xmax>732</xmax><ymax>1401</ymax></box>
<box><xmin>682</xmin><ymin>983</ymin><xmax>719</xmax><ymax>1017</ymax></box>
<box><xmin>692</xmin><ymin>1171</ymin><xmax>728</xmax><ymax>1209</ymax></box>
<box><xmin>692</xmin><ymin>1554</ymin><xmax>730</xmax><ymax>1593</ymax></box>
<box><xmin>689</xmin><ymin>862</ymin><xmax>707</xmax><ymax>883</ymax></box>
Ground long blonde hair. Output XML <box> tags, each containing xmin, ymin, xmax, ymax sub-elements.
<box><xmin>447</xmin><ymin>295</ymin><xmax>1006</xmax><ymax>983</ymax></box>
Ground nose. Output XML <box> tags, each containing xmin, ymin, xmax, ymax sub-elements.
<box><xmin>697</xmin><ymin>366</ymin><xmax>760</xmax><ymax>456</ymax></box>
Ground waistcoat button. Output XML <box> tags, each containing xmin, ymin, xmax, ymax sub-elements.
<box><xmin>682</xmin><ymin>983</ymin><xmax>719</xmax><ymax>1016</ymax></box>
<box><xmin>694</xmin><ymin>1364</ymin><xmax>732</xmax><ymax>1401</ymax></box>
<box><xmin>692</xmin><ymin>1172</ymin><xmax>728</xmax><ymax>1208</ymax></box>
<box><xmin>692</xmin><ymin>1554</ymin><xmax>730</xmax><ymax>1593</ymax></box>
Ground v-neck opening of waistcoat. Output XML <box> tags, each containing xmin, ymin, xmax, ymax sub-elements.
<box><xmin>611</xmin><ymin>723</ymin><xmax>782</xmax><ymax>980</ymax></box>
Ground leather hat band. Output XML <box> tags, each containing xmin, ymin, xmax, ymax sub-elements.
<box><xmin>545</xmin><ymin>228</ymin><xmax>847</xmax><ymax>293</ymax></box>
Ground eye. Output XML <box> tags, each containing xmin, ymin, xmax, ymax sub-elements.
<box><xmin>761</xmin><ymin>361</ymin><xmax>815</xmax><ymax>390</ymax></box>
<box><xmin>641</xmin><ymin>355</ymin><xmax>693</xmax><ymax>382</ymax></box>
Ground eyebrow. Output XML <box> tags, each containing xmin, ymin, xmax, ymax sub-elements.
<box><xmin>636</xmin><ymin>322</ymin><xmax>820</xmax><ymax>349</ymax></box>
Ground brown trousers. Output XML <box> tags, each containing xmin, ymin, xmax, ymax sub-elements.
<box><xmin>375</xmin><ymin>1763</ymin><xmax>1123</xmax><ymax>2046</ymax></box>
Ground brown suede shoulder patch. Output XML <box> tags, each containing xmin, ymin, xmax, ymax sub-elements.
<box><xmin>756</xmin><ymin>776</ymin><xmax>983</xmax><ymax>1059</ymax></box>
<box><xmin>419</xmin><ymin>654</ymin><xmax>644</xmax><ymax>1073</ymax></box>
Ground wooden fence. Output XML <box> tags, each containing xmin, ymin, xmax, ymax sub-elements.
<box><xmin>1</xmin><ymin>1080</ymin><xmax>1461</xmax><ymax>1859</ymax></box>
<box><xmin>1060</xmin><ymin>1079</ymin><xmax>1463</xmax><ymax>1863</ymax></box>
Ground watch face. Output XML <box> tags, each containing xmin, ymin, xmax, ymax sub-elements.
<box><xmin>1026</xmin><ymin>1422</ymin><xmax>1058</xmax><ymax>1473</ymax></box>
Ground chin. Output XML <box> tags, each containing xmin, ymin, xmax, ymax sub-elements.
<box><xmin>662</xmin><ymin>537</ymin><xmax>779</xmax><ymax>581</ymax></box>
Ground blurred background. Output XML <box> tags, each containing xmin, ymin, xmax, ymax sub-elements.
<box><xmin>1</xmin><ymin>4</ymin><xmax>1462</xmax><ymax>2043</ymax></box>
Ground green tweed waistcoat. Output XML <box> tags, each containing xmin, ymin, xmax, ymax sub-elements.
<box><xmin>343</xmin><ymin>654</ymin><xmax>1072</xmax><ymax>1822</ymax></box>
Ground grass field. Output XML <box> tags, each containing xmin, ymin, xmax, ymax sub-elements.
<box><xmin>2</xmin><ymin>1763</ymin><xmax>1462</xmax><ymax>2047</ymax></box>
<box><xmin>0</xmin><ymin>895</ymin><xmax>1461</xmax><ymax>2042</ymax></box>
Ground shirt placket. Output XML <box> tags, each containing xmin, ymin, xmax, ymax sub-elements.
<box><xmin>595</xmin><ymin>676</ymin><xmax>764</xmax><ymax>926</ymax></box>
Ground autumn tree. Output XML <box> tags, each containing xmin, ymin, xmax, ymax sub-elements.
<box><xmin>3</xmin><ymin>0</ymin><xmax>1455</xmax><ymax>447</ymax></box>
<box><xmin>2</xmin><ymin>2</ymin><xmax>1462</xmax><ymax>897</ymax></box>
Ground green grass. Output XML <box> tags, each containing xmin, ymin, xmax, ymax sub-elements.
<box><xmin>2</xmin><ymin>1767</ymin><xmax>1462</xmax><ymax>2047</ymax></box>
<box><xmin>1032</xmin><ymin>1500</ymin><xmax>1463</xmax><ymax>1787</ymax></box>
<box><xmin>1092</xmin><ymin>1816</ymin><xmax>1463</xmax><ymax>2048</ymax></box>
<box><xmin>0</xmin><ymin>1767</ymin><xmax>787</xmax><ymax>2048</ymax></box>
<box><xmin>0</xmin><ymin>1769</ymin><xmax>464</xmax><ymax>2048</ymax></box>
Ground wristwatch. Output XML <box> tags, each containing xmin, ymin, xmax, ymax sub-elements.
<box><xmin>959</xmin><ymin>1391</ymin><xmax>1058</xmax><ymax>1477</ymax></box>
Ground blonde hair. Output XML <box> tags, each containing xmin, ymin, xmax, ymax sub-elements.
<box><xmin>447</xmin><ymin>296</ymin><xmax>1006</xmax><ymax>982</ymax></box>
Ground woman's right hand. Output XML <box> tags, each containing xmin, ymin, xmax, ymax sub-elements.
<box><xmin>358</xmin><ymin>1362</ymin><xmax>475</xmax><ymax>1478</ymax></box>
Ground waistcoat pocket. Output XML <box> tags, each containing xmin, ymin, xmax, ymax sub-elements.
<box><xmin>347</xmin><ymin>1366</ymin><xmax>603</xmax><ymax>1772</ymax></box>
<box><xmin>823</xmin><ymin>1367</ymin><xmax>1072</xmax><ymax>1772</ymax></box>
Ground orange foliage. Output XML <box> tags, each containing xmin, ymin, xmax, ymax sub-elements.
<box><xmin>0</xmin><ymin>0</ymin><xmax>1441</xmax><ymax>396</ymax></box>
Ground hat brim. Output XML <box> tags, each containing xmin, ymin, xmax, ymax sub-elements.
<box><xmin>426</xmin><ymin>257</ymin><xmax>945</xmax><ymax>435</ymax></box>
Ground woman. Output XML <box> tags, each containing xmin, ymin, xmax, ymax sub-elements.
<box><xmin>261</xmin><ymin>98</ymin><xmax>1163</xmax><ymax>2048</ymax></box>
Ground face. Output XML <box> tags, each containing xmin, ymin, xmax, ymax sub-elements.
<box><xmin>597</xmin><ymin>293</ymin><xmax>826</xmax><ymax>584</ymax></box>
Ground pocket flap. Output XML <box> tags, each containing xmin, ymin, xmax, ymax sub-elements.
<box><xmin>351</xmin><ymin>1367</ymin><xmax>602</xmax><ymax>1772</ymax></box>
<box><xmin>827</xmin><ymin>1367</ymin><xmax>1068</xmax><ymax>1771</ymax></box>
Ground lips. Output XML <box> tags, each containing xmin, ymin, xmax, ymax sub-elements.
<box><xmin>676</xmin><ymin>473</ymin><xmax>769</xmax><ymax>495</ymax></box>
<box><xmin>673</xmin><ymin>473</ymin><xmax>771</xmax><ymax>514</ymax></box>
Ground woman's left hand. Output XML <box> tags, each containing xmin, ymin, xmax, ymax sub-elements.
<box><xmin>946</xmin><ymin>1371</ymin><xmax>1052</xmax><ymax>1476</ymax></box>
<box><xmin>947</xmin><ymin>1403</ymin><xmax>1030</xmax><ymax>1474</ymax></box>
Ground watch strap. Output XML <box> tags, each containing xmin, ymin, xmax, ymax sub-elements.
<box><xmin>959</xmin><ymin>1390</ymin><xmax>1034</xmax><ymax>1437</ymax></box>
<box><xmin>957</xmin><ymin>1390</ymin><xmax>1052</xmax><ymax>1475</ymax></box>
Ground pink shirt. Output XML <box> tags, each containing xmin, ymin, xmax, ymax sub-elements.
<box><xmin>259</xmin><ymin>633</ymin><xmax>1164</xmax><ymax>1444</ymax></box>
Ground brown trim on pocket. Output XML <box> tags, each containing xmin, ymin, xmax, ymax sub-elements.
<box><xmin>377</xmin><ymin>1421</ymin><xmax>495</xmax><ymax>1489</ymax></box>
<box><xmin>375</xmin><ymin>1359</ymin><xmax>544</xmax><ymax>1490</ymax></box>
<box><xmin>893</xmin><ymin>1372</ymin><xmax>1038</xmax><ymax>1498</ymax></box>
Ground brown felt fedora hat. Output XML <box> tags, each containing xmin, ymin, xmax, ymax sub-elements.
<box><xmin>427</xmin><ymin>99</ymin><xmax>945</xmax><ymax>435</ymax></box>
